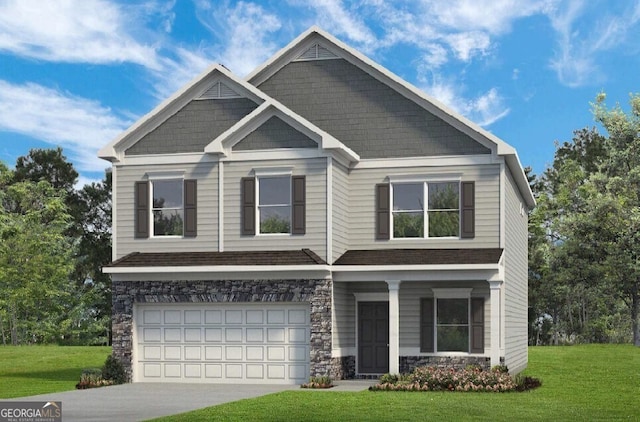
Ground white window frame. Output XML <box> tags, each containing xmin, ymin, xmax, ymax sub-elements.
<box><xmin>147</xmin><ymin>171</ymin><xmax>185</xmax><ymax>238</ymax></box>
<box><xmin>390</xmin><ymin>179</ymin><xmax>461</xmax><ymax>240</ymax></box>
<box><xmin>254</xmin><ymin>169</ymin><xmax>293</xmax><ymax>236</ymax></box>
<box><xmin>432</xmin><ymin>288</ymin><xmax>472</xmax><ymax>355</ymax></box>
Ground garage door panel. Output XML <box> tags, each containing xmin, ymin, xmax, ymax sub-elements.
<box><xmin>136</xmin><ymin>303</ymin><xmax>310</xmax><ymax>384</ymax></box>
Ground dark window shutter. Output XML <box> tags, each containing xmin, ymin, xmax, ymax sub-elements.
<box><xmin>461</xmin><ymin>181</ymin><xmax>475</xmax><ymax>238</ymax></box>
<box><xmin>134</xmin><ymin>181</ymin><xmax>149</xmax><ymax>239</ymax></box>
<box><xmin>420</xmin><ymin>298</ymin><xmax>434</xmax><ymax>353</ymax></box>
<box><xmin>291</xmin><ymin>176</ymin><xmax>306</xmax><ymax>235</ymax></box>
<box><xmin>470</xmin><ymin>298</ymin><xmax>485</xmax><ymax>353</ymax></box>
<box><xmin>241</xmin><ymin>177</ymin><xmax>255</xmax><ymax>236</ymax></box>
<box><xmin>184</xmin><ymin>179</ymin><xmax>197</xmax><ymax>237</ymax></box>
<box><xmin>376</xmin><ymin>183</ymin><xmax>390</xmax><ymax>240</ymax></box>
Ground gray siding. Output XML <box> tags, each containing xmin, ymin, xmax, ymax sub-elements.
<box><xmin>348</xmin><ymin>164</ymin><xmax>500</xmax><ymax>250</ymax></box>
<box><xmin>258</xmin><ymin>59</ymin><xmax>491</xmax><ymax>159</ymax></box>
<box><xmin>114</xmin><ymin>161</ymin><xmax>218</xmax><ymax>259</ymax></box>
<box><xmin>332</xmin><ymin>160</ymin><xmax>349</xmax><ymax>263</ymax></box>
<box><xmin>223</xmin><ymin>158</ymin><xmax>328</xmax><ymax>261</ymax></box>
<box><xmin>332</xmin><ymin>281</ymin><xmax>490</xmax><ymax>351</ymax></box>
<box><xmin>126</xmin><ymin>98</ymin><xmax>259</xmax><ymax>155</ymax></box>
<box><xmin>503</xmin><ymin>168</ymin><xmax>529</xmax><ymax>373</ymax></box>
<box><xmin>233</xmin><ymin>116</ymin><xmax>317</xmax><ymax>150</ymax></box>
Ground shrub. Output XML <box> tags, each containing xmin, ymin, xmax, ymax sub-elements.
<box><xmin>491</xmin><ymin>365</ymin><xmax>509</xmax><ymax>373</ymax></box>
<box><xmin>370</xmin><ymin>365</ymin><xmax>541</xmax><ymax>393</ymax></box>
<box><xmin>301</xmin><ymin>375</ymin><xmax>333</xmax><ymax>389</ymax></box>
<box><xmin>515</xmin><ymin>374</ymin><xmax>542</xmax><ymax>391</ymax></box>
<box><xmin>76</xmin><ymin>368</ymin><xmax>112</xmax><ymax>389</ymax></box>
<box><xmin>102</xmin><ymin>355</ymin><xmax>127</xmax><ymax>385</ymax></box>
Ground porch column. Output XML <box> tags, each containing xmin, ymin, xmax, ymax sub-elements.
<box><xmin>386</xmin><ymin>280</ymin><xmax>401</xmax><ymax>374</ymax></box>
<box><xmin>489</xmin><ymin>280</ymin><xmax>503</xmax><ymax>367</ymax></box>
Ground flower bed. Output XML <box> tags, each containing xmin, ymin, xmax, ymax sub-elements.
<box><xmin>370</xmin><ymin>366</ymin><xmax>541</xmax><ymax>392</ymax></box>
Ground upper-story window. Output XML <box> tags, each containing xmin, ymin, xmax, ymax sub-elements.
<box><xmin>241</xmin><ymin>173</ymin><xmax>305</xmax><ymax>236</ymax></box>
<box><xmin>392</xmin><ymin>182</ymin><xmax>460</xmax><ymax>239</ymax></box>
<box><xmin>258</xmin><ymin>176</ymin><xmax>291</xmax><ymax>234</ymax></box>
<box><xmin>152</xmin><ymin>180</ymin><xmax>183</xmax><ymax>236</ymax></box>
<box><xmin>134</xmin><ymin>177</ymin><xmax>197</xmax><ymax>239</ymax></box>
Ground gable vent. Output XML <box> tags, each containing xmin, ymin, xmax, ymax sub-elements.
<box><xmin>295</xmin><ymin>43</ymin><xmax>339</xmax><ymax>61</ymax></box>
<box><xmin>198</xmin><ymin>81</ymin><xmax>241</xmax><ymax>100</ymax></box>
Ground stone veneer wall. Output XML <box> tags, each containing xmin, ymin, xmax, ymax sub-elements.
<box><xmin>399</xmin><ymin>356</ymin><xmax>491</xmax><ymax>373</ymax></box>
<box><xmin>112</xmin><ymin>278</ymin><xmax>332</xmax><ymax>382</ymax></box>
<box><xmin>330</xmin><ymin>356</ymin><xmax>355</xmax><ymax>380</ymax></box>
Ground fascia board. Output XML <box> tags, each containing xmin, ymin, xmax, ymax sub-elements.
<box><xmin>506</xmin><ymin>153</ymin><xmax>536</xmax><ymax>208</ymax></box>
<box><xmin>103</xmin><ymin>264</ymin><xmax>331</xmax><ymax>274</ymax></box>
<box><xmin>332</xmin><ymin>264</ymin><xmax>500</xmax><ymax>272</ymax></box>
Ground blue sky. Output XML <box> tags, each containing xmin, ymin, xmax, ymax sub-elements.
<box><xmin>1</xmin><ymin>0</ymin><xmax>639</xmax><ymax>186</ymax></box>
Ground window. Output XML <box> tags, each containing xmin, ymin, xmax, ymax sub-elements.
<box><xmin>258</xmin><ymin>176</ymin><xmax>291</xmax><ymax>234</ymax></box>
<box><xmin>421</xmin><ymin>295</ymin><xmax>484</xmax><ymax>354</ymax></box>
<box><xmin>392</xmin><ymin>182</ymin><xmax>459</xmax><ymax>238</ymax></box>
<box><xmin>436</xmin><ymin>298</ymin><xmax>469</xmax><ymax>352</ymax></box>
<box><xmin>152</xmin><ymin>180</ymin><xmax>184</xmax><ymax>236</ymax></box>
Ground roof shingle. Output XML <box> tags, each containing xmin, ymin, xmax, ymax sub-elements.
<box><xmin>107</xmin><ymin>249</ymin><xmax>327</xmax><ymax>268</ymax></box>
<box><xmin>333</xmin><ymin>248</ymin><xmax>503</xmax><ymax>266</ymax></box>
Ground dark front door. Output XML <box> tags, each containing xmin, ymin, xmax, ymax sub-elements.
<box><xmin>358</xmin><ymin>302</ymin><xmax>389</xmax><ymax>374</ymax></box>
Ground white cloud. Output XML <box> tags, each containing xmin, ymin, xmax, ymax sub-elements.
<box><xmin>303</xmin><ymin>0</ymin><xmax>378</xmax><ymax>51</ymax></box>
<box><xmin>0</xmin><ymin>0</ymin><xmax>162</xmax><ymax>69</ymax></box>
<box><xmin>194</xmin><ymin>1</ymin><xmax>282</xmax><ymax>76</ymax></box>
<box><xmin>445</xmin><ymin>31</ymin><xmax>491</xmax><ymax>62</ymax></box>
<box><xmin>546</xmin><ymin>0</ymin><xmax>640</xmax><ymax>87</ymax></box>
<box><xmin>422</xmin><ymin>75</ymin><xmax>510</xmax><ymax>127</ymax></box>
<box><xmin>0</xmin><ymin>80</ymin><xmax>132</xmax><ymax>172</ymax></box>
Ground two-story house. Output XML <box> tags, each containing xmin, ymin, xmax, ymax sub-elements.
<box><xmin>99</xmin><ymin>27</ymin><xmax>535</xmax><ymax>384</ymax></box>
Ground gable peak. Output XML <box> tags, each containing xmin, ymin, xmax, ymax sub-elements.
<box><xmin>295</xmin><ymin>42</ymin><xmax>339</xmax><ymax>61</ymax></box>
<box><xmin>198</xmin><ymin>80</ymin><xmax>241</xmax><ymax>100</ymax></box>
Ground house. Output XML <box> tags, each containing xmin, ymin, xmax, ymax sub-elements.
<box><xmin>99</xmin><ymin>27</ymin><xmax>535</xmax><ymax>384</ymax></box>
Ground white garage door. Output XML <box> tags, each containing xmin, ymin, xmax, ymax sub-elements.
<box><xmin>134</xmin><ymin>303</ymin><xmax>310</xmax><ymax>384</ymax></box>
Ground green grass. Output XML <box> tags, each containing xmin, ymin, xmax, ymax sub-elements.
<box><xmin>152</xmin><ymin>345</ymin><xmax>640</xmax><ymax>421</ymax></box>
<box><xmin>0</xmin><ymin>345</ymin><xmax>111</xmax><ymax>398</ymax></box>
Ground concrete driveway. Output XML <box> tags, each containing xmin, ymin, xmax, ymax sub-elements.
<box><xmin>11</xmin><ymin>383</ymin><xmax>299</xmax><ymax>421</ymax></box>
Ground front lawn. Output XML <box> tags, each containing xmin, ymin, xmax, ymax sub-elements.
<box><xmin>151</xmin><ymin>344</ymin><xmax>639</xmax><ymax>421</ymax></box>
<box><xmin>0</xmin><ymin>345</ymin><xmax>111</xmax><ymax>398</ymax></box>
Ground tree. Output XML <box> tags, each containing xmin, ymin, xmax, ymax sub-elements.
<box><xmin>0</xmin><ymin>178</ymin><xmax>75</xmax><ymax>344</ymax></box>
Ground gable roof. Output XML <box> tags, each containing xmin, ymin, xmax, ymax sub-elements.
<box><xmin>98</xmin><ymin>63</ymin><xmax>270</xmax><ymax>162</ymax></box>
<box><xmin>247</xmin><ymin>26</ymin><xmax>535</xmax><ymax>208</ymax></box>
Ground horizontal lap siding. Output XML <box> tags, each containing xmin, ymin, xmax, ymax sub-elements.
<box><xmin>332</xmin><ymin>161</ymin><xmax>349</xmax><ymax>263</ymax></box>
<box><xmin>348</xmin><ymin>165</ymin><xmax>500</xmax><ymax>249</ymax></box>
<box><xmin>114</xmin><ymin>162</ymin><xmax>219</xmax><ymax>259</ymax></box>
<box><xmin>223</xmin><ymin>158</ymin><xmax>327</xmax><ymax>261</ymax></box>
<box><xmin>503</xmin><ymin>169</ymin><xmax>529</xmax><ymax>373</ymax></box>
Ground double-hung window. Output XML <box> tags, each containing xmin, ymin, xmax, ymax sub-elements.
<box><xmin>258</xmin><ymin>176</ymin><xmax>291</xmax><ymax>234</ymax></box>
<box><xmin>392</xmin><ymin>182</ymin><xmax>460</xmax><ymax>238</ymax></box>
<box><xmin>151</xmin><ymin>180</ymin><xmax>184</xmax><ymax>236</ymax></box>
<box><xmin>421</xmin><ymin>290</ymin><xmax>484</xmax><ymax>354</ymax></box>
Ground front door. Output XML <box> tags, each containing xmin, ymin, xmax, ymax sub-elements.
<box><xmin>358</xmin><ymin>302</ymin><xmax>389</xmax><ymax>374</ymax></box>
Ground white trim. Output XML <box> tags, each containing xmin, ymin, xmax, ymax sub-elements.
<box><xmin>500</xmin><ymin>162</ymin><xmax>506</xmax><ymax>249</ymax></box>
<box><xmin>218</xmin><ymin>162</ymin><xmax>224</xmax><ymax>252</ymax></box>
<box><xmin>331</xmin><ymin>347</ymin><xmax>357</xmax><ymax>357</ymax></box>
<box><xmin>333</xmin><ymin>268</ymin><xmax>500</xmax><ymax>283</ymax></box>
<box><xmin>387</xmin><ymin>280</ymin><xmax>401</xmax><ymax>374</ymax></box>
<box><xmin>352</xmin><ymin>292</ymin><xmax>388</xmax><ymax>302</ymax></box>
<box><xmin>252</xmin><ymin>167</ymin><xmax>294</xmax><ymax>177</ymax></box>
<box><xmin>353</xmin><ymin>155</ymin><xmax>501</xmax><ymax>169</ymax></box>
<box><xmin>221</xmin><ymin>149</ymin><xmax>327</xmax><ymax>162</ymax></box>
<box><xmin>431</xmin><ymin>288</ymin><xmax>473</xmax><ymax>299</ymax></box>
<box><xmin>116</xmin><ymin>153</ymin><xmax>218</xmax><ymax>166</ymax></box>
<box><xmin>145</xmin><ymin>170</ymin><xmax>185</xmax><ymax>180</ymax></box>
<box><xmin>111</xmin><ymin>166</ymin><xmax>117</xmax><ymax>261</ymax></box>
<box><xmin>104</xmin><ymin>264</ymin><xmax>331</xmax><ymax>274</ymax></box>
<box><xmin>387</xmin><ymin>173</ymin><xmax>463</xmax><ymax>183</ymax></box>
<box><xmin>336</xmin><ymin>263</ymin><xmax>500</xmax><ymax>272</ymax></box>
<box><xmin>489</xmin><ymin>280</ymin><xmax>503</xmax><ymax>367</ymax></box>
<box><xmin>326</xmin><ymin>156</ymin><xmax>333</xmax><ymax>263</ymax></box>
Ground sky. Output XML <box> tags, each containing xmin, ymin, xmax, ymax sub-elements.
<box><xmin>0</xmin><ymin>0</ymin><xmax>639</xmax><ymax>187</ymax></box>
